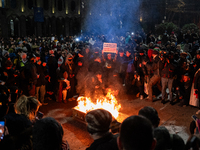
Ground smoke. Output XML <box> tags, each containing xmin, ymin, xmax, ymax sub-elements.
<box><xmin>75</xmin><ymin>55</ymin><xmax>125</xmax><ymax>99</ymax></box>
<box><xmin>83</xmin><ymin>0</ymin><xmax>143</xmax><ymax>36</ymax></box>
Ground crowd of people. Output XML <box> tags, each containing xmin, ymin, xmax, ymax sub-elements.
<box><xmin>0</xmin><ymin>28</ymin><xmax>200</xmax><ymax>149</ymax></box>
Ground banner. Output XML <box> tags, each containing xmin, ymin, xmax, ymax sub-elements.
<box><xmin>34</xmin><ymin>7</ymin><xmax>44</xmax><ymax>22</ymax></box>
<box><xmin>103</xmin><ymin>43</ymin><xmax>117</xmax><ymax>53</ymax></box>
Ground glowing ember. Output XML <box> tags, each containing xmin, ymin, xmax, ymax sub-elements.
<box><xmin>74</xmin><ymin>92</ymin><xmax>121</xmax><ymax>118</ymax></box>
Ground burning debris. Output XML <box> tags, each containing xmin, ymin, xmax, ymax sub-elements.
<box><xmin>72</xmin><ymin>91</ymin><xmax>125</xmax><ymax>133</ymax></box>
<box><xmin>74</xmin><ymin>91</ymin><xmax>121</xmax><ymax>118</ymax></box>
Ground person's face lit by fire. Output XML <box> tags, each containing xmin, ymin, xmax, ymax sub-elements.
<box><xmin>37</xmin><ymin>60</ymin><xmax>42</xmax><ymax>65</ymax></box>
<box><xmin>78</xmin><ymin>61</ymin><xmax>82</xmax><ymax>66</ymax></box>
<box><xmin>85</xmin><ymin>48</ymin><xmax>89</xmax><ymax>54</ymax></box>
<box><xmin>6</xmin><ymin>66</ymin><xmax>12</xmax><ymax>70</ymax></box>
<box><xmin>119</xmin><ymin>52</ymin><xmax>124</xmax><ymax>57</ymax></box>
<box><xmin>63</xmin><ymin>72</ymin><xmax>68</xmax><ymax>79</ymax></box>
<box><xmin>183</xmin><ymin>75</ymin><xmax>190</xmax><ymax>82</ymax></box>
<box><xmin>21</xmin><ymin>54</ymin><xmax>27</xmax><ymax>61</ymax></box>
<box><xmin>126</xmin><ymin>51</ymin><xmax>131</xmax><ymax>57</ymax></box>
<box><xmin>193</xmin><ymin>63</ymin><xmax>197</xmax><ymax>68</ymax></box>
<box><xmin>107</xmin><ymin>54</ymin><xmax>112</xmax><ymax>60</ymax></box>
<box><xmin>36</xmin><ymin>57</ymin><xmax>40</xmax><ymax>62</ymax></box>
<box><xmin>134</xmin><ymin>54</ymin><xmax>138</xmax><ymax>60</ymax></box>
<box><xmin>42</xmin><ymin>62</ymin><xmax>46</xmax><ymax>67</ymax></box>
<box><xmin>139</xmin><ymin>52</ymin><xmax>144</xmax><ymax>56</ymax></box>
<box><xmin>197</xmin><ymin>54</ymin><xmax>200</xmax><ymax>59</ymax></box>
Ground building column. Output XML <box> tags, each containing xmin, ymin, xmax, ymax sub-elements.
<box><xmin>65</xmin><ymin>17</ymin><xmax>69</xmax><ymax>36</ymax></box>
<box><xmin>36</xmin><ymin>22</ymin><xmax>42</xmax><ymax>36</ymax></box>
<box><xmin>20</xmin><ymin>16</ymin><xmax>26</xmax><ymax>37</ymax></box>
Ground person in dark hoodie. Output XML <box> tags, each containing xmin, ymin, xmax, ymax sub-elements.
<box><xmin>20</xmin><ymin>54</ymin><xmax>38</xmax><ymax>96</ymax></box>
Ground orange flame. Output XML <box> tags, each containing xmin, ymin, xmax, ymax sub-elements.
<box><xmin>74</xmin><ymin>92</ymin><xmax>121</xmax><ymax>118</ymax></box>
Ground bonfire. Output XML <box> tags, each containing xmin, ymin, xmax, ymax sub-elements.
<box><xmin>74</xmin><ymin>91</ymin><xmax>121</xmax><ymax>118</ymax></box>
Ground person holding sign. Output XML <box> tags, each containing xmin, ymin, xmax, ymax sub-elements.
<box><xmin>102</xmin><ymin>43</ymin><xmax>118</xmax><ymax>86</ymax></box>
<box><xmin>102</xmin><ymin>51</ymin><xmax>116</xmax><ymax>85</ymax></box>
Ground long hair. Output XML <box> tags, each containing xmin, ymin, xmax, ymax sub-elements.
<box><xmin>14</xmin><ymin>95</ymin><xmax>41</xmax><ymax>120</ymax></box>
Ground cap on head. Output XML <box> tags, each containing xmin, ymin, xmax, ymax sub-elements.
<box><xmin>85</xmin><ymin>109</ymin><xmax>112</xmax><ymax>134</ymax></box>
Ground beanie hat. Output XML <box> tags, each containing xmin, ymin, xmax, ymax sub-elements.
<box><xmin>153</xmin><ymin>47</ymin><xmax>160</xmax><ymax>51</ymax></box>
<box><xmin>85</xmin><ymin>109</ymin><xmax>112</xmax><ymax>133</ymax></box>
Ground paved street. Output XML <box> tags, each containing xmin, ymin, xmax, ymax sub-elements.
<box><xmin>39</xmin><ymin>95</ymin><xmax>199</xmax><ymax>150</ymax></box>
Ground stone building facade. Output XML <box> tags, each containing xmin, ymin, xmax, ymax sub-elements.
<box><xmin>0</xmin><ymin>0</ymin><xmax>81</xmax><ymax>37</ymax></box>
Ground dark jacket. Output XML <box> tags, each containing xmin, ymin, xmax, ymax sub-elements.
<box><xmin>60</xmin><ymin>62</ymin><xmax>76</xmax><ymax>77</ymax></box>
<box><xmin>115</xmin><ymin>55</ymin><xmax>126</xmax><ymax>73</ymax></box>
<box><xmin>160</xmin><ymin>60</ymin><xmax>176</xmax><ymax>79</ymax></box>
<box><xmin>137</xmin><ymin>55</ymin><xmax>147</xmax><ymax>76</ymax></box>
<box><xmin>47</xmin><ymin>55</ymin><xmax>58</xmax><ymax>78</ymax></box>
<box><xmin>2</xmin><ymin>68</ymin><xmax>16</xmax><ymax>87</ymax></box>
<box><xmin>36</xmin><ymin>64</ymin><xmax>47</xmax><ymax>86</ymax></box>
<box><xmin>21</xmin><ymin>62</ymin><xmax>37</xmax><ymax>85</ymax></box>
<box><xmin>86</xmin><ymin>132</ymin><xmax>119</xmax><ymax>150</ymax></box>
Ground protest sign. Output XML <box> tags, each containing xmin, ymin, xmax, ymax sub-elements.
<box><xmin>102</xmin><ymin>43</ymin><xmax>117</xmax><ymax>53</ymax></box>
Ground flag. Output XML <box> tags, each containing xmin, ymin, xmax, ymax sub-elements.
<box><xmin>34</xmin><ymin>7</ymin><xmax>44</xmax><ymax>22</ymax></box>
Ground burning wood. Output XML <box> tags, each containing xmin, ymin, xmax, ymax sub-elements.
<box><xmin>74</xmin><ymin>91</ymin><xmax>121</xmax><ymax>119</ymax></box>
